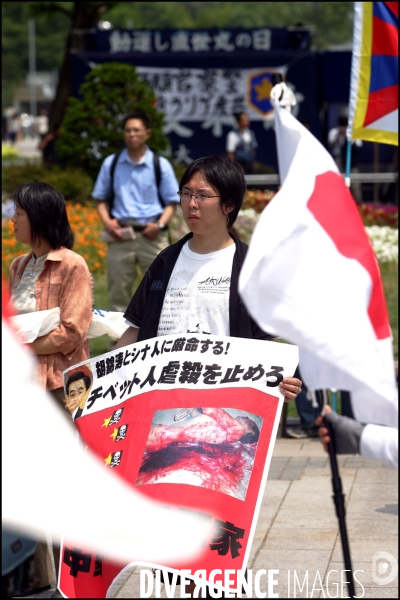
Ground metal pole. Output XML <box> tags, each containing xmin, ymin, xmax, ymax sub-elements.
<box><xmin>331</xmin><ymin>389</ymin><xmax>338</xmax><ymax>413</ymax></box>
<box><xmin>345</xmin><ymin>140</ymin><xmax>352</xmax><ymax>189</ymax></box>
<box><xmin>319</xmin><ymin>390</ymin><xmax>356</xmax><ymax>598</ymax></box>
<box><xmin>28</xmin><ymin>19</ymin><xmax>37</xmax><ymax>118</ymax></box>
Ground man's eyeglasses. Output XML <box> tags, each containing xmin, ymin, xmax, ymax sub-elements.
<box><xmin>177</xmin><ymin>191</ymin><xmax>220</xmax><ymax>203</ymax></box>
<box><xmin>123</xmin><ymin>127</ymin><xmax>146</xmax><ymax>134</ymax></box>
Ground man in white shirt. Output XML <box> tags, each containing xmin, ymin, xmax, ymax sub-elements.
<box><xmin>226</xmin><ymin>112</ymin><xmax>258</xmax><ymax>174</ymax></box>
<box><xmin>116</xmin><ymin>154</ymin><xmax>301</xmax><ymax>402</ymax></box>
<box><xmin>115</xmin><ymin>154</ymin><xmax>302</xmax><ymax>597</ymax></box>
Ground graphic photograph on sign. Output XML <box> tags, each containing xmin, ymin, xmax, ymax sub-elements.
<box><xmin>136</xmin><ymin>407</ymin><xmax>263</xmax><ymax>500</ymax></box>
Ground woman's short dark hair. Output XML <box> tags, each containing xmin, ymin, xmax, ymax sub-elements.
<box><xmin>13</xmin><ymin>182</ymin><xmax>74</xmax><ymax>250</ymax></box>
<box><xmin>122</xmin><ymin>111</ymin><xmax>150</xmax><ymax>130</ymax></box>
<box><xmin>179</xmin><ymin>155</ymin><xmax>246</xmax><ymax>228</ymax></box>
<box><xmin>66</xmin><ymin>370</ymin><xmax>92</xmax><ymax>394</ymax></box>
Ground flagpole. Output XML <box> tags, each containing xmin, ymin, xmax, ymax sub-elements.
<box><xmin>320</xmin><ymin>391</ymin><xmax>356</xmax><ymax>598</ymax></box>
<box><xmin>344</xmin><ymin>140</ymin><xmax>352</xmax><ymax>189</ymax></box>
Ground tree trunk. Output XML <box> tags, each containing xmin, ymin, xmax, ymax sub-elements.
<box><xmin>48</xmin><ymin>2</ymin><xmax>113</xmax><ymax>132</ymax></box>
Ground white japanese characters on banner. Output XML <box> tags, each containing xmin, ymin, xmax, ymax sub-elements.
<box><xmin>108</xmin><ymin>29</ymin><xmax>272</xmax><ymax>55</ymax></box>
<box><xmin>59</xmin><ymin>334</ymin><xmax>298</xmax><ymax>598</ymax></box>
<box><xmin>136</xmin><ymin>66</ymin><xmax>288</xmax><ymax>126</ymax></box>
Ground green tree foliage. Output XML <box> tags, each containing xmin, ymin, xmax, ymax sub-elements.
<box><xmin>2</xmin><ymin>2</ymin><xmax>70</xmax><ymax>107</ymax></box>
<box><xmin>105</xmin><ymin>2</ymin><xmax>354</xmax><ymax>48</ymax></box>
<box><xmin>56</xmin><ymin>62</ymin><xmax>168</xmax><ymax>179</ymax></box>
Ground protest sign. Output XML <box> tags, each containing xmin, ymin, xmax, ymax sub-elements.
<box><xmin>59</xmin><ymin>334</ymin><xmax>298</xmax><ymax>597</ymax></box>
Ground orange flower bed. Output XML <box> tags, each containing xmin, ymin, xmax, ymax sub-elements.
<box><xmin>2</xmin><ymin>195</ymin><xmax>397</xmax><ymax>280</ymax></box>
<box><xmin>2</xmin><ymin>202</ymin><xmax>107</xmax><ymax>279</ymax></box>
<box><xmin>243</xmin><ymin>189</ymin><xmax>276</xmax><ymax>213</ymax></box>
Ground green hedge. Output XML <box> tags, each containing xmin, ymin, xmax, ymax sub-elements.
<box><xmin>2</xmin><ymin>164</ymin><xmax>94</xmax><ymax>204</ymax></box>
<box><xmin>2</xmin><ymin>160</ymin><xmax>190</xmax><ymax>203</ymax></box>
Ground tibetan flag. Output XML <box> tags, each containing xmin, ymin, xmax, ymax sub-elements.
<box><xmin>239</xmin><ymin>101</ymin><xmax>398</xmax><ymax>429</ymax></box>
<box><xmin>348</xmin><ymin>2</ymin><xmax>398</xmax><ymax>145</ymax></box>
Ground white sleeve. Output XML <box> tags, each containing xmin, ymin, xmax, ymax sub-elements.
<box><xmin>360</xmin><ymin>424</ymin><xmax>398</xmax><ymax>469</ymax></box>
<box><xmin>124</xmin><ymin>318</ymin><xmax>139</xmax><ymax>328</ymax></box>
<box><xmin>327</xmin><ymin>127</ymin><xmax>338</xmax><ymax>144</ymax></box>
<box><xmin>226</xmin><ymin>131</ymin><xmax>238</xmax><ymax>153</ymax></box>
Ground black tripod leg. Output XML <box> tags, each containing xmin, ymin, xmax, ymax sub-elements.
<box><xmin>325</xmin><ymin>415</ymin><xmax>356</xmax><ymax>598</ymax></box>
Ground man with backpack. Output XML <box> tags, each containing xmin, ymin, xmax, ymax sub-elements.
<box><xmin>92</xmin><ymin>111</ymin><xmax>179</xmax><ymax>313</ymax></box>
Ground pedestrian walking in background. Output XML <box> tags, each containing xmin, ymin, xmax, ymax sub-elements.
<box><xmin>35</xmin><ymin>109</ymin><xmax>49</xmax><ymax>141</ymax></box>
<box><xmin>92</xmin><ymin>111</ymin><xmax>179</xmax><ymax>315</ymax></box>
<box><xmin>7</xmin><ymin>112</ymin><xmax>21</xmax><ymax>145</ymax></box>
<box><xmin>38</xmin><ymin>124</ymin><xmax>60</xmax><ymax>166</ymax></box>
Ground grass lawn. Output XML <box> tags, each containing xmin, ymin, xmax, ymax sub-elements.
<box><xmin>90</xmin><ymin>261</ymin><xmax>398</xmax><ymax>420</ymax></box>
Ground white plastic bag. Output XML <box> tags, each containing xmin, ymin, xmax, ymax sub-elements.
<box><xmin>10</xmin><ymin>308</ymin><xmax>129</xmax><ymax>343</ymax></box>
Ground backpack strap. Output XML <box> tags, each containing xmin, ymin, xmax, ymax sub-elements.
<box><xmin>107</xmin><ymin>151</ymin><xmax>121</xmax><ymax>217</ymax></box>
<box><xmin>153</xmin><ymin>152</ymin><xmax>166</xmax><ymax>209</ymax></box>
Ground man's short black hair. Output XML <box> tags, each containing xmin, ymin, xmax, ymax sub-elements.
<box><xmin>66</xmin><ymin>371</ymin><xmax>92</xmax><ymax>394</ymax></box>
<box><xmin>13</xmin><ymin>182</ymin><xmax>74</xmax><ymax>250</ymax></box>
<box><xmin>338</xmin><ymin>115</ymin><xmax>348</xmax><ymax>127</ymax></box>
<box><xmin>122</xmin><ymin>112</ymin><xmax>150</xmax><ymax>130</ymax></box>
<box><xmin>179</xmin><ymin>154</ymin><xmax>246</xmax><ymax>228</ymax></box>
<box><xmin>233</xmin><ymin>111</ymin><xmax>247</xmax><ymax>124</ymax></box>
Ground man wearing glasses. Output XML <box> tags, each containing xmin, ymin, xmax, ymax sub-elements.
<box><xmin>92</xmin><ymin>111</ymin><xmax>179</xmax><ymax>314</ymax></box>
<box><xmin>115</xmin><ymin>154</ymin><xmax>302</xmax><ymax>597</ymax></box>
<box><xmin>116</xmin><ymin>154</ymin><xmax>301</xmax><ymax>404</ymax></box>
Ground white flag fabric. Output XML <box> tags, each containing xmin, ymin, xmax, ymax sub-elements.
<box><xmin>239</xmin><ymin>101</ymin><xmax>397</xmax><ymax>428</ymax></box>
<box><xmin>2</xmin><ymin>316</ymin><xmax>207</xmax><ymax>565</ymax></box>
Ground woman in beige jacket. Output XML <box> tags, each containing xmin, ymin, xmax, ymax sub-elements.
<box><xmin>9</xmin><ymin>181</ymin><xmax>93</xmax><ymax>596</ymax></box>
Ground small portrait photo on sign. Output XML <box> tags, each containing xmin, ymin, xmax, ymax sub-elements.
<box><xmin>63</xmin><ymin>363</ymin><xmax>93</xmax><ymax>421</ymax></box>
<box><xmin>136</xmin><ymin>407</ymin><xmax>263</xmax><ymax>500</ymax></box>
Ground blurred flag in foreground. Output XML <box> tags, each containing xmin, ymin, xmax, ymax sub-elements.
<box><xmin>239</xmin><ymin>100</ymin><xmax>397</xmax><ymax>428</ymax></box>
<box><xmin>2</xmin><ymin>287</ymin><xmax>206</xmax><ymax>567</ymax></box>
<box><xmin>347</xmin><ymin>2</ymin><xmax>398</xmax><ymax>145</ymax></box>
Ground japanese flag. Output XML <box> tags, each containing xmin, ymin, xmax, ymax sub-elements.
<box><xmin>2</xmin><ymin>297</ymin><xmax>207</xmax><ymax>565</ymax></box>
<box><xmin>239</xmin><ymin>102</ymin><xmax>397</xmax><ymax>428</ymax></box>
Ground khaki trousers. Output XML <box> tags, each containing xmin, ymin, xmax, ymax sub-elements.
<box><xmin>107</xmin><ymin>231</ymin><xmax>169</xmax><ymax>313</ymax></box>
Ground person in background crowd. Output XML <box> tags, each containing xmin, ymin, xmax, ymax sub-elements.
<box><xmin>38</xmin><ymin>124</ymin><xmax>61</xmax><ymax>166</ymax></box>
<box><xmin>2</xmin><ymin>111</ymin><xmax>8</xmax><ymax>141</ymax></box>
<box><xmin>285</xmin><ymin>367</ymin><xmax>320</xmax><ymax>439</ymax></box>
<box><xmin>226</xmin><ymin>111</ymin><xmax>258</xmax><ymax>175</ymax></box>
<box><xmin>8</xmin><ymin>182</ymin><xmax>92</xmax><ymax>598</ymax></box>
<box><xmin>92</xmin><ymin>111</ymin><xmax>179</xmax><ymax>319</ymax></box>
<box><xmin>8</xmin><ymin>112</ymin><xmax>21</xmax><ymax>145</ymax></box>
<box><xmin>35</xmin><ymin>109</ymin><xmax>49</xmax><ymax>141</ymax></box>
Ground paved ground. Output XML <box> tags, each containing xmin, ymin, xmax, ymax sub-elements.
<box><xmin>23</xmin><ymin>435</ymin><xmax>398</xmax><ymax>599</ymax></box>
